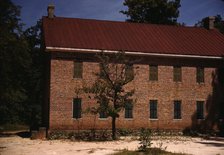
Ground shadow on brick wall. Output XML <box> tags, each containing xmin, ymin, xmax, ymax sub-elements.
<box><xmin>184</xmin><ymin>67</ymin><xmax>224</xmax><ymax>136</ymax></box>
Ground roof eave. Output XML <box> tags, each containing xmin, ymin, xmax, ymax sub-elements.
<box><xmin>45</xmin><ymin>46</ymin><xmax>223</xmax><ymax>60</ymax></box>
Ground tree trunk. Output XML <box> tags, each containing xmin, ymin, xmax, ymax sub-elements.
<box><xmin>112</xmin><ymin>116</ymin><xmax>116</xmax><ymax>140</ymax></box>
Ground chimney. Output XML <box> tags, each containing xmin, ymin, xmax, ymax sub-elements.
<box><xmin>204</xmin><ymin>16</ymin><xmax>215</xmax><ymax>30</ymax></box>
<box><xmin>47</xmin><ymin>4</ymin><xmax>55</xmax><ymax>18</ymax></box>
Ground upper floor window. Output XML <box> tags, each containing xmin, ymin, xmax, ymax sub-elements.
<box><xmin>149</xmin><ymin>65</ymin><xmax>158</xmax><ymax>81</ymax></box>
<box><xmin>125</xmin><ymin>64</ymin><xmax>134</xmax><ymax>81</ymax></box>
<box><xmin>196</xmin><ymin>67</ymin><xmax>204</xmax><ymax>83</ymax></box>
<box><xmin>74</xmin><ymin>61</ymin><xmax>83</xmax><ymax>78</ymax></box>
<box><xmin>73</xmin><ymin>98</ymin><xmax>82</xmax><ymax>119</ymax></box>
<box><xmin>196</xmin><ymin>101</ymin><xmax>204</xmax><ymax>119</ymax></box>
<box><xmin>125</xmin><ymin>100</ymin><xmax>133</xmax><ymax>119</ymax></box>
<box><xmin>174</xmin><ymin>100</ymin><xmax>181</xmax><ymax>119</ymax></box>
<box><xmin>149</xmin><ymin>100</ymin><xmax>157</xmax><ymax>119</ymax></box>
<box><xmin>173</xmin><ymin>66</ymin><xmax>182</xmax><ymax>82</ymax></box>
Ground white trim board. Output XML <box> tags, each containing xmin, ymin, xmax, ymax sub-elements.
<box><xmin>46</xmin><ymin>46</ymin><xmax>223</xmax><ymax>59</ymax></box>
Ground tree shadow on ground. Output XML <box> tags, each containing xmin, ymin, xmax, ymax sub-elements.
<box><xmin>195</xmin><ymin>141</ymin><xmax>224</xmax><ymax>147</ymax></box>
<box><xmin>0</xmin><ymin>131</ymin><xmax>30</xmax><ymax>138</ymax></box>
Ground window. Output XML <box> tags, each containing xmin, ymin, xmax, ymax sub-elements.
<box><xmin>99</xmin><ymin>98</ymin><xmax>108</xmax><ymax>119</ymax></box>
<box><xmin>174</xmin><ymin>100</ymin><xmax>181</xmax><ymax>119</ymax></box>
<box><xmin>125</xmin><ymin>64</ymin><xmax>134</xmax><ymax>81</ymax></box>
<box><xmin>173</xmin><ymin>66</ymin><xmax>182</xmax><ymax>82</ymax></box>
<box><xmin>196</xmin><ymin>67</ymin><xmax>204</xmax><ymax>83</ymax></box>
<box><xmin>74</xmin><ymin>61</ymin><xmax>83</xmax><ymax>78</ymax></box>
<box><xmin>125</xmin><ymin>100</ymin><xmax>133</xmax><ymax>118</ymax></box>
<box><xmin>196</xmin><ymin>101</ymin><xmax>204</xmax><ymax>119</ymax></box>
<box><xmin>149</xmin><ymin>100</ymin><xmax>157</xmax><ymax>119</ymax></box>
<box><xmin>73</xmin><ymin>98</ymin><xmax>82</xmax><ymax>119</ymax></box>
<box><xmin>149</xmin><ymin>65</ymin><xmax>158</xmax><ymax>81</ymax></box>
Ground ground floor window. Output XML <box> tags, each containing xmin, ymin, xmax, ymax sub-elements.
<box><xmin>149</xmin><ymin>100</ymin><xmax>157</xmax><ymax>119</ymax></box>
<box><xmin>196</xmin><ymin>101</ymin><xmax>204</xmax><ymax>119</ymax></box>
<box><xmin>73</xmin><ymin>98</ymin><xmax>81</xmax><ymax>119</ymax></box>
<box><xmin>174</xmin><ymin>100</ymin><xmax>181</xmax><ymax>119</ymax></box>
<box><xmin>125</xmin><ymin>100</ymin><xmax>133</xmax><ymax>118</ymax></box>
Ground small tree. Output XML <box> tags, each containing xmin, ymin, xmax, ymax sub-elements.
<box><xmin>85</xmin><ymin>51</ymin><xmax>135</xmax><ymax>140</ymax></box>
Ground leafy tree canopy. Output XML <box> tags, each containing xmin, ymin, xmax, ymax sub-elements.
<box><xmin>195</xmin><ymin>15</ymin><xmax>224</xmax><ymax>34</ymax></box>
<box><xmin>0</xmin><ymin>0</ymin><xmax>31</xmax><ymax>124</ymax></box>
<box><xmin>121</xmin><ymin>0</ymin><xmax>181</xmax><ymax>25</ymax></box>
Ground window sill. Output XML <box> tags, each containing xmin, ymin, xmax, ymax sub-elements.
<box><xmin>72</xmin><ymin>118</ymin><xmax>82</xmax><ymax>120</ymax></box>
<box><xmin>125</xmin><ymin>118</ymin><xmax>133</xmax><ymax>120</ymax></box>
<box><xmin>73</xmin><ymin>78</ymin><xmax>82</xmax><ymax>80</ymax></box>
<box><xmin>173</xmin><ymin>119</ymin><xmax>182</xmax><ymax>120</ymax></box>
<box><xmin>149</xmin><ymin>119</ymin><xmax>158</xmax><ymax>121</ymax></box>
<box><xmin>98</xmin><ymin>118</ymin><xmax>108</xmax><ymax>120</ymax></box>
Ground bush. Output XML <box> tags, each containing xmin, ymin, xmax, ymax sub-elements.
<box><xmin>48</xmin><ymin>130</ymin><xmax>112</xmax><ymax>141</ymax></box>
<box><xmin>138</xmin><ymin>128</ymin><xmax>152</xmax><ymax>152</ymax></box>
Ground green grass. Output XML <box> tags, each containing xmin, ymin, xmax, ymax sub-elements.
<box><xmin>112</xmin><ymin>148</ymin><xmax>189</xmax><ymax>155</ymax></box>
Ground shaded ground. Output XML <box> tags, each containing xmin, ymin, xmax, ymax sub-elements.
<box><xmin>0</xmin><ymin>132</ymin><xmax>224</xmax><ymax>155</ymax></box>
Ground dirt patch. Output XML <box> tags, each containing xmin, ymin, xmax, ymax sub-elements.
<box><xmin>0</xmin><ymin>135</ymin><xmax>224</xmax><ymax>155</ymax></box>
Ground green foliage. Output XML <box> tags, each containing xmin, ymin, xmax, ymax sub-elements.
<box><xmin>84</xmin><ymin>51</ymin><xmax>135</xmax><ymax>140</ymax></box>
<box><xmin>0</xmin><ymin>0</ymin><xmax>31</xmax><ymax>124</ymax></box>
<box><xmin>48</xmin><ymin>130</ymin><xmax>112</xmax><ymax>141</ymax></box>
<box><xmin>0</xmin><ymin>0</ymin><xmax>43</xmax><ymax>129</ymax></box>
<box><xmin>138</xmin><ymin>128</ymin><xmax>152</xmax><ymax>152</ymax></box>
<box><xmin>112</xmin><ymin>148</ymin><xmax>188</xmax><ymax>155</ymax></box>
<box><xmin>195</xmin><ymin>15</ymin><xmax>224</xmax><ymax>34</ymax></box>
<box><xmin>121</xmin><ymin>0</ymin><xmax>181</xmax><ymax>25</ymax></box>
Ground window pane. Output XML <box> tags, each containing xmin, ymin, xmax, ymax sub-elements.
<box><xmin>125</xmin><ymin>64</ymin><xmax>134</xmax><ymax>81</ymax></box>
<box><xmin>197</xmin><ymin>101</ymin><xmax>204</xmax><ymax>119</ymax></box>
<box><xmin>74</xmin><ymin>61</ymin><xmax>83</xmax><ymax>78</ymax></box>
<box><xmin>149</xmin><ymin>65</ymin><xmax>158</xmax><ymax>81</ymax></box>
<box><xmin>99</xmin><ymin>98</ymin><xmax>108</xmax><ymax>118</ymax></box>
<box><xmin>150</xmin><ymin>100</ymin><xmax>157</xmax><ymax>119</ymax></box>
<box><xmin>73</xmin><ymin>98</ymin><xmax>82</xmax><ymax>119</ymax></box>
<box><xmin>125</xmin><ymin>100</ymin><xmax>133</xmax><ymax>118</ymax></box>
<box><xmin>174</xmin><ymin>100</ymin><xmax>181</xmax><ymax>119</ymax></box>
<box><xmin>173</xmin><ymin>66</ymin><xmax>182</xmax><ymax>82</ymax></box>
<box><xmin>196</xmin><ymin>67</ymin><xmax>204</xmax><ymax>83</ymax></box>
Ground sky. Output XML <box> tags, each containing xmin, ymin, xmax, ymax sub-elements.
<box><xmin>12</xmin><ymin>0</ymin><xmax>224</xmax><ymax>29</ymax></box>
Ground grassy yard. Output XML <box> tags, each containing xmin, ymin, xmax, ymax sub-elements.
<box><xmin>112</xmin><ymin>148</ymin><xmax>188</xmax><ymax>155</ymax></box>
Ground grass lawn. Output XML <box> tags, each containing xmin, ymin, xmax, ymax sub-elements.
<box><xmin>112</xmin><ymin>148</ymin><xmax>189</xmax><ymax>155</ymax></box>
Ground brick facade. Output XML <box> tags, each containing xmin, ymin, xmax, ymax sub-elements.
<box><xmin>46</xmin><ymin>52</ymin><xmax>222</xmax><ymax>131</ymax></box>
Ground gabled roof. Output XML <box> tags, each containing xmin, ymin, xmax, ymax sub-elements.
<box><xmin>42</xmin><ymin>17</ymin><xmax>224</xmax><ymax>57</ymax></box>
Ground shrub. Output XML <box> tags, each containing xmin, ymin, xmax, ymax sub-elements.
<box><xmin>138</xmin><ymin>128</ymin><xmax>152</xmax><ymax>152</ymax></box>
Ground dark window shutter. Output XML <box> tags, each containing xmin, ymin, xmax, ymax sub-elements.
<box><xmin>74</xmin><ymin>61</ymin><xmax>83</xmax><ymax>78</ymax></box>
<box><xmin>150</xmin><ymin>100</ymin><xmax>157</xmax><ymax>119</ymax></box>
<box><xmin>173</xmin><ymin>66</ymin><xmax>182</xmax><ymax>82</ymax></box>
<box><xmin>73</xmin><ymin>98</ymin><xmax>81</xmax><ymax>119</ymax></box>
<box><xmin>149</xmin><ymin>65</ymin><xmax>158</xmax><ymax>81</ymax></box>
<box><xmin>125</xmin><ymin>100</ymin><xmax>133</xmax><ymax>118</ymax></box>
<box><xmin>125</xmin><ymin>64</ymin><xmax>134</xmax><ymax>81</ymax></box>
<box><xmin>197</xmin><ymin>101</ymin><xmax>204</xmax><ymax>119</ymax></box>
<box><xmin>174</xmin><ymin>100</ymin><xmax>181</xmax><ymax>119</ymax></box>
<box><xmin>196</xmin><ymin>67</ymin><xmax>204</xmax><ymax>83</ymax></box>
<box><xmin>99</xmin><ymin>98</ymin><xmax>108</xmax><ymax>118</ymax></box>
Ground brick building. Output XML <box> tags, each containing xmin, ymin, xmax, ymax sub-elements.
<box><xmin>42</xmin><ymin>6</ymin><xmax>224</xmax><ymax>132</ymax></box>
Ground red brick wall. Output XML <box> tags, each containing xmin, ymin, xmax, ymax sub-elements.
<box><xmin>48</xmin><ymin>52</ymin><xmax>218</xmax><ymax>131</ymax></box>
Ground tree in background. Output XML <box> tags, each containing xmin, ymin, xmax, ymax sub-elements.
<box><xmin>195</xmin><ymin>15</ymin><xmax>224</xmax><ymax>34</ymax></box>
<box><xmin>23</xmin><ymin>20</ymin><xmax>44</xmax><ymax>130</ymax></box>
<box><xmin>0</xmin><ymin>0</ymin><xmax>43</xmax><ymax>130</ymax></box>
<box><xmin>0</xmin><ymin>0</ymin><xmax>31</xmax><ymax>125</ymax></box>
<box><xmin>121</xmin><ymin>0</ymin><xmax>181</xmax><ymax>25</ymax></box>
<box><xmin>85</xmin><ymin>52</ymin><xmax>135</xmax><ymax>140</ymax></box>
